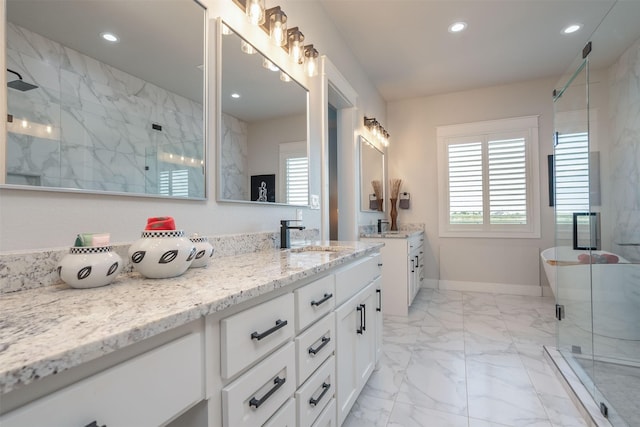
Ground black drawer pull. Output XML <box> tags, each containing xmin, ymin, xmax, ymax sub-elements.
<box><xmin>415</xmin><ymin>255</ymin><xmax>419</xmax><ymax>268</ymax></box>
<box><xmin>249</xmin><ymin>376</ymin><xmax>286</xmax><ymax>409</ymax></box>
<box><xmin>251</xmin><ymin>319</ymin><xmax>288</xmax><ymax>341</ymax></box>
<box><xmin>310</xmin><ymin>293</ymin><xmax>333</xmax><ymax>307</ymax></box>
<box><xmin>376</xmin><ymin>289</ymin><xmax>382</xmax><ymax>312</ymax></box>
<box><xmin>85</xmin><ymin>422</ymin><xmax>106</xmax><ymax>427</ymax></box>
<box><xmin>309</xmin><ymin>382</ymin><xmax>331</xmax><ymax>407</ymax></box>
<box><xmin>361</xmin><ymin>303</ymin><xmax>366</xmax><ymax>332</ymax></box>
<box><xmin>308</xmin><ymin>336</ymin><xmax>330</xmax><ymax>355</ymax></box>
<box><xmin>356</xmin><ymin>305</ymin><xmax>364</xmax><ymax>334</ymax></box>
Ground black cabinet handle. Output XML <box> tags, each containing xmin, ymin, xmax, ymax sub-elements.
<box><xmin>411</xmin><ymin>258</ymin><xmax>415</xmax><ymax>273</ymax></box>
<box><xmin>308</xmin><ymin>336</ymin><xmax>330</xmax><ymax>355</ymax></box>
<box><xmin>251</xmin><ymin>319</ymin><xmax>288</xmax><ymax>341</ymax></box>
<box><xmin>309</xmin><ymin>382</ymin><xmax>331</xmax><ymax>407</ymax></box>
<box><xmin>415</xmin><ymin>255</ymin><xmax>419</xmax><ymax>268</ymax></box>
<box><xmin>356</xmin><ymin>305</ymin><xmax>364</xmax><ymax>334</ymax></box>
<box><xmin>249</xmin><ymin>376</ymin><xmax>286</xmax><ymax>409</ymax></box>
<box><xmin>378</xmin><ymin>263</ymin><xmax>383</xmax><ymax>267</ymax></box>
<box><xmin>360</xmin><ymin>303</ymin><xmax>366</xmax><ymax>332</ymax></box>
<box><xmin>310</xmin><ymin>293</ymin><xmax>333</xmax><ymax>307</ymax></box>
<box><xmin>85</xmin><ymin>422</ymin><xmax>106</xmax><ymax>427</ymax></box>
<box><xmin>376</xmin><ymin>289</ymin><xmax>382</xmax><ymax>312</ymax></box>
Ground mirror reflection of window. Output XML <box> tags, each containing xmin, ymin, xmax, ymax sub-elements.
<box><xmin>279</xmin><ymin>142</ymin><xmax>308</xmax><ymax>205</ymax></box>
<box><xmin>218</xmin><ymin>23</ymin><xmax>309</xmax><ymax>206</ymax></box>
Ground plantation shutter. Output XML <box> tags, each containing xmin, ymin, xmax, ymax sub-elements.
<box><xmin>285</xmin><ymin>156</ymin><xmax>308</xmax><ymax>205</ymax></box>
<box><xmin>159</xmin><ymin>169</ymin><xmax>189</xmax><ymax>197</ymax></box>
<box><xmin>437</xmin><ymin>116</ymin><xmax>539</xmax><ymax>238</ymax></box>
<box><xmin>448</xmin><ymin>142</ymin><xmax>483</xmax><ymax>224</ymax></box>
<box><xmin>554</xmin><ymin>132</ymin><xmax>590</xmax><ymax>225</ymax></box>
<box><xmin>488</xmin><ymin>137</ymin><xmax>527</xmax><ymax>224</ymax></box>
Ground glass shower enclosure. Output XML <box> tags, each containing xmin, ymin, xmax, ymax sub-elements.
<box><xmin>552</xmin><ymin>2</ymin><xmax>640</xmax><ymax>425</ymax></box>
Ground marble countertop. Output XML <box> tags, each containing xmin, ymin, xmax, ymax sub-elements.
<box><xmin>361</xmin><ymin>230</ymin><xmax>424</xmax><ymax>239</ymax></box>
<box><xmin>0</xmin><ymin>241</ymin><xmax>382</xmax><ymax>395</ymax></box>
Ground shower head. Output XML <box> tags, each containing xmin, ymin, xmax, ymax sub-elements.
<box><xmin>6</xmin><ymin>68</ymin><xmax>39</xmax><ymax>91</ymax></box>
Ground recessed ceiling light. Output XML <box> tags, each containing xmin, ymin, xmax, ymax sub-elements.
<box><xmin>562</xmin><ymin>24</ymin><xmax>582</xmax><ymax>34</ymax></box>
<box><xmin>101</xmin><ymin>32</ymin><xmax>119</xmax><ymax>43</ymax></box>
<box><xmin>231</xmin><ymin>93</ymin><xmax>241</xmax><ymax>99</ymax></box>
<box><xmin>448</xmin><ymin>21</ymin><xmax>467</xmax><ymax>33</ymax></box>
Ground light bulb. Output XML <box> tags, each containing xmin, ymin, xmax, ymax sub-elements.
<box><xmin>246</xmin><ymin>0</ymin><xmax>265</xmax><ymax>26</ymax></box>
<box><xmin>304</xmin><ymin>46</ymin><xmax>319</xmax><ymax>77</ymax></box>
<box><xmin>269</xmin><ymin>9</ymin><xmax>287</xmax><ymax>47</ymax></box>
<box><xmin>280</xmin><ymin>72</ymin><xmax>291</xmax><ymax>82</ymax></box>
<box><xmin>241</xmin><ymin>40</ymin><xmax>256</xmax><ymax>55</ymax></box>
<box><xmin>288</xmin><ymin>28</ymin><xmax>305</xmax><ymax>65</ymax></box>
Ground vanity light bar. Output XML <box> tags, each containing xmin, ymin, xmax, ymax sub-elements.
<box><xmin>231</xmin><ymin>0</ymin><xmax>321</xmax><ymax>77</ymax></box>
<box><xmin>364</xmin><ymin>116</ymin><xmax>390</xmax><ymax>147</ymax></box>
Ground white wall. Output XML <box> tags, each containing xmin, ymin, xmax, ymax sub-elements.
<box><xmin>0</xmin><ymin>0</ymin><xmax>385</xmax><ymax>251</ymax></box>
<box><xmin>387</xmin><ymin>77</ymin><xmax>559</xmax><ymax>292</ymax></box>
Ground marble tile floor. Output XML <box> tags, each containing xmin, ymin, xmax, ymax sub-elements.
<box><xmin>344</xmin><ymin>288</ymin><xmax>589</xmax><ymax>427</ymax></box>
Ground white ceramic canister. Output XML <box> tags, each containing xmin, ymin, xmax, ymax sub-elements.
<box><xmin>128</xmin><ymin>230</ymin><xmax>196</xmax><ymax>279</ymax></box>
<box><xmin>58</xmin><ymin>246</ymin><xmax>123</xmax><ymax>288</ymax></box>
<box><xmin>189</xmin><ymin>235</ymin><xmax>214</xmax><ymax>268</ymax></box>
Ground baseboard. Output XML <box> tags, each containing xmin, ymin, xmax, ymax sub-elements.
<box><xmin>541</xmin><ymin>285</ymin><xmax>554</xmax><ymax>297</ymax></box>
<box><xmin>438</xmin><ymin>280</ymin><xmax>543</xmax><ymax>296</ymax></box>
<box><xmin>422</xmin><ymin>279</ymin><xmax>438</xmax><ymax>289</ymax></box>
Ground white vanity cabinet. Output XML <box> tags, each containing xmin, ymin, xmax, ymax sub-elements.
<box><xmin>362</xmin><ymin>232</ymin><xmax>424</xmax><ymax>316</ymax></box>
<box><xmin>211</xmin><ymin>251</ymin><xmax>381</xmax><ymax>427</ymax></box>
<box><xmin>0</xmin><ymin>328</ymin><xmax>205</xmax><ymax>427</ymax></box>
<box><xmin>334</xmin><ymin>254</ymin><xmax>382</xmax><ymax>426</ymax></box>
<box><xmin>214</xmin><ymin>272</ymin><xmax>338</xmax><ymax>427</ymax></box>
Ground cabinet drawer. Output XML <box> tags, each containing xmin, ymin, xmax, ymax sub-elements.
<box><xmin>312</xmin><ymin>398</ymin><xmax>336</xmax><ymax>427</ymax></box>
<box><xmin>221</xmin><ymin>293</ymin><xmax>294</xmax><ymax>379</ymax></box>
<box><xmin>0</xmin><ymin>332</ymin><xmax>204</xmax><ymax>427</ymax></box>
<box><xmin>335</xmin><ymin>253</ymin><xmax>381</xmax><ymax>305</ymax></box>
<box><xmin>222</xmin><ymin>342</ymin><xmax>296</xmax><ymax>427</ymax></box>
<box><xmin>295</xmin><ymin>356</ymin><xmax>335</xmax><ymax>427</ymax></box>
<box><xmin>295</xmin><ymin>274</ymin><xmax>335</xmax><ymax>333</ymax></box>
<box><xmin>295</xmin><ymin>312</ymin><xmax>335</xmax><ymax>386</ymax></box>
<box><xmin>263</xmin><ymin>398</ymin><xmax>296</xmax><ymax>427</ymax></box>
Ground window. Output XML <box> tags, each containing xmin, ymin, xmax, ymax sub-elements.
<box><xmin>159</xmin><ymin>169</ymin><xmax>189</xmax><ymax>197</ymax></box>
<box><xmin>437</xmin><ymin>116</ymin><xmax>540</xmax><ymax>238</ymax></box>
<box><xmin>554</xmin><ymin>132</ymin><xmax>590</xmax><ymax>227</ymax></box>
<box><xmin>279</xmin><ymin>142</ymin><xmax>308</xmax><ymax>205</ymax></box>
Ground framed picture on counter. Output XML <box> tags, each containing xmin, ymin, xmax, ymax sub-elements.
<box><xmin>251</xmin><ymin>174</ymin><xmax>276</xmax><ymax>203</ymax></box>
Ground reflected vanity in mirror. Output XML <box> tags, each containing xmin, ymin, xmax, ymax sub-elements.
<box><xmin>359</xmin><ymin>135</ymin><xmax>385</xmax><ymax>212</ymax></box>
<box><xmin>4</xmin><ymin>0</ymin><xmax>206</xmax><ymax>199</ymax></box>
<box><xmin>217</xmin><ymin>22</ymin><xmax>309</xmax><ymax>206</ymax></box>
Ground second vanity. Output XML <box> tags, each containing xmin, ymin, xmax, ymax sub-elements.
<box><xmin>0</xmin><ymin>241</ymin><xmax>383</xmax><ymax>427</ymax></box>
<box><xmin>361</xmin><ymin>230</ymin><xmax>425</xmax><ymax>316</ymax></box>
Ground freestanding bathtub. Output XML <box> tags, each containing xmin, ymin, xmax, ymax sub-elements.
<box><xmin>540</xmin><ymin>247</ymin><xmax>640</xmax><ymax>359</ymax></box>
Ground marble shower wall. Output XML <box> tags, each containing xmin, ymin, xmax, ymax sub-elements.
<box><xmin>609</xmin><ymin>36</ymin><xmax>640</xmax><ymax>262</ymax></box>
<box><xmin>6</xmin><ymin>23</ymin><xmax>204</xmax><ymax>196</ymax></box>
<box><xmin>220</xmin><ymin>112</ymin><xmax>248</xmax><ymax>200</ymax></box>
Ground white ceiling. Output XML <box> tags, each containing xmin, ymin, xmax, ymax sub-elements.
<box><xmin>7</xmin><ymin>0</ymin><xmax>640</xmax><ymax>110</ymax></box>
<box><xmin>318</xmin><ymin>0</ymin><xmax>640</xmax><ymax>101</ymax></box>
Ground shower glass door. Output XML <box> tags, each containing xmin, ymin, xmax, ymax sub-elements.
<box><xmin>553</xmin><ymin>57</ymin><xmax>595</xmax><ymax>398</ymax></box>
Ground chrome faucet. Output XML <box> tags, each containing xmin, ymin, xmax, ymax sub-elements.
<box><xmin>377</xmin><ymin>219</ymin><xmax>389</xmax><ymax>233</ymax></box>
<box><xmin>280</xmin><ymin>220</ymin><xmax>305</xmax><ymax>249</ymax></box>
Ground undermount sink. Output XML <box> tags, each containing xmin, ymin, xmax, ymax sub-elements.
<box><xmin>289</xmin><ymin>245</ymin><xmax>353</xmax><ymax>253</ymax></box>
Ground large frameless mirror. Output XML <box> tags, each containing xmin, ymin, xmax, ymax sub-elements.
<box><xmin>217</xmin><ymin>21</ymin><xmax>309</xmax><ymax>206</ymax></box>
<box><xmin>4</xmin><ymin>0</ymin><xmax>206</xmax><ymax>199</ymax></box>
<box><xmin>359</xmin><ymin>135</ymin><xmax>385</xmax><ymax>212</ymax></box>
